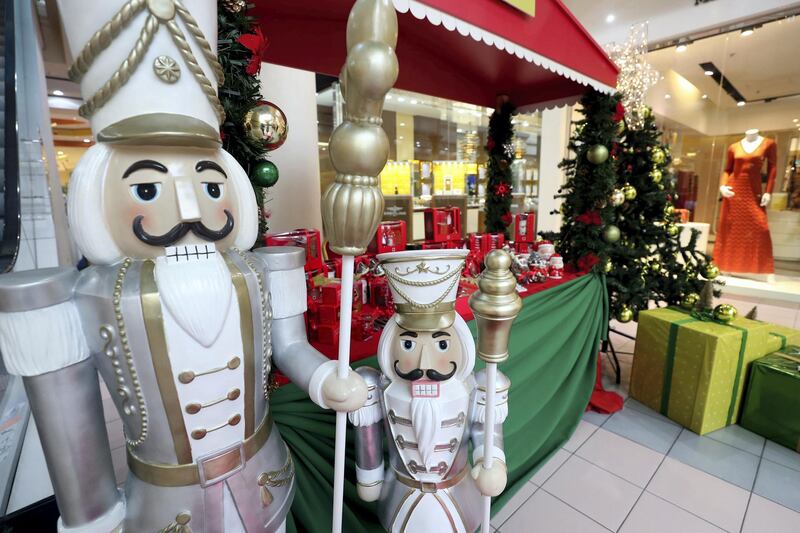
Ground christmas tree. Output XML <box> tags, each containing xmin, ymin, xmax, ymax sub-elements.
<box><xmin>484</xmin><ymin>99</ymin><xmax>516</xmax><ymax>237</ymax></box>
<box><xmin>544</xmin><ymin>89</ymin><xmax>720</xmax><ymax>323</ymax></box>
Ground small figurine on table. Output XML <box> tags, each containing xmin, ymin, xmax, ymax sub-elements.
<box><xmin>349</xmin><ymin>249</ymin><xmax>519</xmax><ymax>532</ymax></box>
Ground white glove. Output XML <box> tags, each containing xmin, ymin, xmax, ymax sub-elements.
<box><xmin>760</xmin><ymin>193</ymin><xmax>771</xmax><ymax>207</ymax></box>
<box><xmin>720</xmin><ymin>185</ymin><xmax>735</xmax><ymax>198</ymax></box>
<box><xmin>357</xmin><ymin>482</ymin><xmax>383</xmax><ymax>502</ymax></box>
<box><xmin>321</xmin><ymin>369</ymin><xmax>368</xmax><ymax>412</ymax></box>
<box><xmin>471</xmin><ymin>461</ymin><xmax>507</xmax><ymax>497</ymax></box>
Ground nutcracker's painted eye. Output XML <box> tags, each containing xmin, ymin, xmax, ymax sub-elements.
<box><xmin>130</xmin><ymin>182</ymin><xmax>161</xmax><ymax>203</ymax></box>
<box><xmin>203</xmin><ymin>182</ymin><xmax>223</xmax><ymax>200</ymax></box>
<box><xmin>436</xmin><ymin>339</ymin><xmax>450</xmax><ymax>352</ymax></box>
<box><xmin>401</xmin><ymin>339</ymin><xmax>416</xmax><ymax>352</ymax></box>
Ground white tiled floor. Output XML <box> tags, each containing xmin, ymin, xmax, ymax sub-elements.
<box><xmin>493</xmin><ymin>295</ymin><xmax>800</xmax><ymax>533</ymax></box>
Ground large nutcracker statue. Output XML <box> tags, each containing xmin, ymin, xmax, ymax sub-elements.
<box><xmin>0</xmin><ymin>0</ymin><xmax>367</xmax><ymax>531</ymax></box>
<box><xmin>349</xmin><ymin>249</ymin><xmax>520</xmax><ymax>532</ymax></box>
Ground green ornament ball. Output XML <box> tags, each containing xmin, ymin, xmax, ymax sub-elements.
<box><xmin>622</xmin><ymin>183</ymin><xmax>637</xmax><ymax>201</ymax></box>
<box><xmin>609</xmin><ymin>189</ymin><xmax>625</xmax><ymax>207</ymax></box>
<box><xmin>681</xmin><ymin>292</ymin><xmax>699</xmax><ymax>309</ymax></box>
<box><xmin>652</xmin><ymin>147</ymin><xmax>666</xmax><ymax>164</ymax></box>
<box><xmin>650</xmin><ymin>261</ymin><xmax>661</xmax><ymax>272</ymax></box>
<box><xmin>617</xmin><ymin>305</ymin><xmax>634</xmax><ymax>323</ymax></box>
<box><xmin>650</xmin><ymin>169</ymin><xmax>663</xmax><ymax>183</ymax></box>
<box><xmin>666</xmin><ymin>223</ymin><xmax>679</xmax><ymax>237</ymax></box>
<box><xmin>713</xmin><ymin>303</ymin><xmax>737</xmax><ymax>323</ymax></box>
<box><xmin>603</xmin><ymin>225</ymin><xmax>621</xmax><ymax>243</ymax></box>
<box><xmin>703</xmin><ymin>263</ymin><xmax>720</xmax><ymax>280</ymax></box>
<box><xmin>587</xmin><ymin>144</ymin><xmax>609</xmax><ymax>165</ymax></box>
<box><xmin>251</xmin><ymin>159</ymin><xmax>279</xmax><ymax>188</ymax></box>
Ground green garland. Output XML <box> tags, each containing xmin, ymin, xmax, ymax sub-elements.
<box><xmin>484</xmin><ymin>101</ymin><xmax>516</xmax><ymax>237</ymax></box>
<box><xmin>218</xmin><ymin>2</ymin><xmax>269</xmax><ymax>238</ymax></box>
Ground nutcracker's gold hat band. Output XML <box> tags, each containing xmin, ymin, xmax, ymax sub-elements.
<box><xmin>394</xmin><ymin>302</ymin><xmax>456</xmax><ymax>332</ymax></box>
<box><xmin>97</xmin><ymin>113</ymin><xmax>221</xmax><ymax>148</ymax></box>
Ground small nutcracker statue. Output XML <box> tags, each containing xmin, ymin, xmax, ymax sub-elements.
<box><xmin>0</xmin><ymin>0</ymin><xmax>368</xmax><ymax>531</ymax></box>
<box><xmin>349</xmin><ymin>249</ymin><xmax>519</xmax><ymax>532</ymax></box>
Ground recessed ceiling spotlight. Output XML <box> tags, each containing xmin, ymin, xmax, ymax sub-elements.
<box><xmin>676</xmin><ymin>44</ymin><xmax>687</xmax><ymax>53</ymax></box>
<box><xmin>410</xmin><ymin>99</ymin><xmax>418</xmax><ymax>105</ymax></box>
<box><xmin>704</xmin><ymin>70</ymin><xmax>714</xmax><ymax>76</ymax></box>
<box><xmin>793</xmin><ymin>118</ymin><xmax>799</xmax><ymax>123</ymax></box>
<box><xmin>397</xmin><ymin>97</ymin><xmax>406</xmax><ymax>102</ymax></box>
<box><xmin>83</xmin><ymin>138</ymin><xmax>91</xmax><ymax>143</ymax></box>
<box><xmin>701</xmin><ymin>94</ymin><xmax>708</xmax><ymax>99</ymax></box>
<box><xmin>605</xmin><ymin>14</ymin><xmax>615</xmax><ymax>23</ymax></box>
<box><xmin>664</xmin><ymin>94</ymin><xmax>672</xmax><ymax>100</ymax></box>
<box><xmin>737</xmin><ymin>101</ymin><xmax>746</xmax><ymax>107</ymax></box>
<box><xmin>52</xmin><ymin>89</ymin><xmax>64</xmax><ymax>96</ymax></box>
<box><xmin>740</xmin><ymin>28</ymin><xmax>754</xmax><ymax>37</ymax></box>
<box><xmin>399</xmin><ymin>122</ymin><xmax>406</xmax><ymax>127</ymax></box>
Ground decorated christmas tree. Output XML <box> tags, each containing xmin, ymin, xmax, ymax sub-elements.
<box><xmin>484</xmin><ymin>99</ymin><xmax>516</xmax><ymax>237</ymax></box>
<box><xmin>218</xmin><ymin>1</ymin><xmax>284</xmax><ymax>238</ymax></box>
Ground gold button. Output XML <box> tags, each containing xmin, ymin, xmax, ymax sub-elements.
<box><xmin>191</xmin><ymin>428</ymin><xmax>207</xmax><ymax>440</ymax></box>
<box><xmin>176</xmin><ymin>511</ymin><xmax>191</xmax><ymax>525</ymax></box>
<box><xmin>227</xmin><ymin>388</ymin><xmax>241</xmax><ymax>401</ymax></box>
<box><xmin>228</xmin><ymin>357</ymin><xmax>241</xmax><ymax>370</ymax></box>
<box><xmin>229</xmin><ymin>414</ymin><xmax>242</xmax><ymax>426</ymax></box>
<box><xmin>178</xmin><ymin>371</ymin><xmax>195</xmax><ymax>384</ymax></box>
<box><xmin>185</xmin><ymin>402</ymin><xmax>201</xmax><ymax>415</ymax></box>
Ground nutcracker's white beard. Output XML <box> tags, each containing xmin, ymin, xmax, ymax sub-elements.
<box><xmin>411</xmin><ymin>397</ymin><xmax>440</xmax><ymax>466</ymax></box>
<box><xmin>154</xmin><ymin>251</ymin><xmax>233</xmax><ymax>347</ymax></box>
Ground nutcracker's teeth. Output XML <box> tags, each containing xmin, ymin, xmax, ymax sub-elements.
<box><xmin>411</xmin><ymin>380</ymin><xmax>440</xmax><ymax>398</ymax></box>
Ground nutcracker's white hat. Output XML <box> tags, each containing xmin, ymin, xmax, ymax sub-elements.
<box><xmin>57</xmin><ymin>0</ymin><xmax>223</xmax><ymax>147</ymax></box>
<box><xmin>377</xmin><ymin>249</ymin><xmax>469</xmax><ymax>332</ymax></box>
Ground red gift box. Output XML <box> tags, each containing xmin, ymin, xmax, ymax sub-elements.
<box><xmin>515</xmin><ymin>212</ymin><xmax>536</xmax><ymax>243</ymax></box>
<box><xmin>514</xmin><ymin>242</ymin><xmax>535</xmax><ymax>255</ymax></box>
<box><xmin>318</xmin><ymin>304</ymin><xmax>340</xmax><ymax>324</ymax></box>
<box><xmin>369</xmin><ymin>220</ymin><xmax>407</xmax><ymax>254</ymax></box>
<box><xmin>368</xmin><ymin>276</ymin><xmax>393</xmax><ymax>309</ymax></box>
<box><xmin>483</xmin><ymin>233</ymin><xmax>505</xmax><ymax>255</ymax></box>
<box><xmin>265</xmin><ymin>229</ymin><xmax>326</xmax><ymax>274</ymax></box>
<box><xmin>321</xmin><ymin>284</ymin><xmax>341</xmax><ymax>306</ymax></box>
<box><xmin>317</xmin><ymin>324</ymin><xmax>339</xmax><ymax>345</ymax></box>
<box><xmin>424</xmin><ymin>207</ymin><xmax>461</xmax><ymax>242</ymax></box>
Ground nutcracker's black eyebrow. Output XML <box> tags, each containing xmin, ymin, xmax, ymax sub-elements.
<box><xmin>195</xmin><ymin>160</ymin><xmax>227</xmax><ymax>178</ymax></box>
<box><xmin>122</xmin><ymin>159</ymin><xmax>168</xmax><ymax>179</ymax></box>
<box><xmin>432</xmin><ymin>331</ymin><xmax>451</xmax><ymax>338</ymax></box>
<box><xmin>399</xmin><ymin>331</ymin><xmax>418</xmax><ymax>338</ymax></box>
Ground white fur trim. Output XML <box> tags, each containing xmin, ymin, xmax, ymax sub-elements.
<box><xmin>57</xmin><ymin>497</ymin><xmax>125</xmax><ymax>533</ymax></box>
<box><xmin>472</xmin><ymin>445</ymin><xmax>506</xmax><ymax>465</ymax></box>
<box><xmin>348</xmin><ymin>401</ymin><xmax>384</xmax><ymax>427</ymax></box>
<box><xmin>269</xmin><ymin>267</ymin><xmax>307</xmax><ymax>319</ymax></box>
<box><xmin>0</xmin><ymin>301</ymin><xmax>89</xmax><ymax>377</ymax></box>
<box><xmin>308</xmin><ymin>360</ymin><xmax>338</xmax><ymax>409</ymax></box>
<box><xmin>392</xmin><ymin>0</ymin><xmax>616</xmax><ymax>103</ymax></box>
<box><xmin>356</xmin><ymin>463</ymin><xmax>385</xmax><ymax>485</ymax></box>
<box><xmin>473</xmin><ymin>402</ymin><xmax>509</xmax><ymax>425</ymax></box>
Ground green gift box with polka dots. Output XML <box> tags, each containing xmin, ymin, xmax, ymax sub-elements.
<box><xmin>630</xmin><ymin>307</ymin><xmax>777</xmax><ymax>435</ymax></box>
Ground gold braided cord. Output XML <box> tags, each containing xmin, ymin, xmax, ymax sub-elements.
<box><xmin>387</xmin><ymin>268</ymin><xmax>462</xmax><ymax>310</ymax></box>
<box><xmin>79</xmin><ymin>14</ymin><xmax>159</xmax><ymax>119</ymax></box>
<box><xmin>385</xmin><ymin>263</ymin><xmax>463</xmax><ymax>288</ymax></box>
<box><xmin>68</xmin><ymin>0</ymin><xmax>146</xmax><ymax>82</ymax></box>
<box><xmin>174</xmin><ymin>0</ymin><xmax>225</xmax><ymax>85</ymax></box>
<box><xmin>165</xmin><ymin>19</ymin><xmax>226</xmax><ymax>123</ymax></box>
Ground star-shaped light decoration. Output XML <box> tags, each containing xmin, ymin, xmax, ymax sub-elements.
<box><xmin>606</xmin><ymin>23</ymin><xmax>660</xmax><ymax>130</ymax></box>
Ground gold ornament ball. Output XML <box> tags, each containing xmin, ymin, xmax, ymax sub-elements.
<box><xmin>603</xmin><ymin>225</ymin><xmax>621</xmax><ymax>243</ymax></box>
<box><xmin>603</xmin><ymin>258</ymin><xmax>613</xmax><ymax>273</ymax></box>
<box><xmin>587</xmin><ymin>144</ymin><xmax>609</xmax><ymax>165</ymax></box>
<box><xmin>244</xmin><ymin>101</ymin><xmax>288</xmax><ymax>150</ymax></box>
<box><xmin>222</xmin><ymin>0</ymin><xmax>246</xmax><ymax>13</ymax></box>
<box><xmin>652</xmin><ymin>148</ymin><xmax>666</xmax><ymax>164</ymax></box>
<box><xmin>650</xmin><ymin>169</ymin><xmax>663</xmax><ymax>183</ymax></box>
<box><xmin>713</xmin><ymin>304</ymin><xmax>738</xmax><ymax>323</ymax></box>
<box><xmin>664</xmin><ymin>203</ymin><xmax>675</xmax><ymax>218</ymax></box>
<box><xmin>617</xmin><ymin>306</ymin><xmax>634</xmax><ymax>323</ymax></box>
<box><xmin>703</xmin><ymin>263</ymin><xmax>720</xmax><ymax>280</ymax></box>
<box><xmin>622</xmin><ymin>183</ymin><xmax>637</xmax><ymax>201</ymax></box>
<box><xmin>650</xmin><ymin>261</ymin><xmax>661</xmax><ymax>272</ymax></box>
<box><xmin>609</xmin><ymin>189</ymin><xmax>625</xmax><ymax>207</ymax></box>
<box><xmin>681</xmin><ymin>292</ymin><xmax>700</xmax><ymax>309</ymax></box>
<box><xmin>666</xmin><ymin>223</ymin><xmax>679</xmax><ymax>237</ymax></box>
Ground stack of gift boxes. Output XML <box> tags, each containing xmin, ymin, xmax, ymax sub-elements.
<box><xmin>631</xmin><ymin>307</ymin><xmax>800</xmax><ymax>451</ymax></box>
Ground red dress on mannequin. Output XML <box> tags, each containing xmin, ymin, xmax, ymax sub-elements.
<box><xmin>714</xmin><ymin>138</ymin><xmax>776</xmax><ymax>274</ymax></box>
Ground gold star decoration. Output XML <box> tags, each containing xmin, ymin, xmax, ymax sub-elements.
<box><xmin>606</xmin><ymin>23</ymin><xmax>660</xmax><ymax>130</ymax></box>
<box><xmin>153</xmin><ymin>55</ymin><xmax>181</xmax><ymax>84</ymax></box>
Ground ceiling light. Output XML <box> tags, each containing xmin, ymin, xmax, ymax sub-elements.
<box><xmin>664</xmin><ymin>94</ymin><xmax>672</xmax><ymax>99</ymax></box>
<box><xmin>740</xmin><ymin>28</ymin><xmax>754</xmax><ymax>37</ymax></box>
<box><xmin>676</xmin><ymin>44</ymin><xmax>687</xmax><ymax>53</ymax></box>
<box><xmin>82</xmin><ymin>138</ymin><xmax>91</xmax><ymax>143</ymax></box>
<box><xmin>793</xmin><ymin>118</ymin><xmax>799</xmax><ymax>123</ymax></box>
<box><xmin>704</xmin><ymin>70</ymin><xmax>714</xmax><ymax>76</ymax></box>
<box><xmin>397</xmin><ymin>97</ymin><xmax>405</xmax><ymax>102</ymax></box>
<box><xmin>456</xmin><ymin>128</ymin><xmax>464</xmax><ymax>133</ymax></box>
<box><xmin>410</xmin><ymin>99</ymin><xmax>418</xmax><ymax>105</ymax></box>
<box><xmin>398</xmin><ymin>136</ymin><xmax>404</xmax><ymax>140</ymax></box>
<box><xmin>737</xmin><ymin>101</ymin><xmax>746</xmax><ymax>107</ymax></box>
<box><xmin>385</xmin><ymin>94</ymin><xmax>392</xmax><ymax>100</ymax></box>
<box><xmin>605</xmin><ymin>14</ymin><xmax>615</xmax><ymax>23</ymax></box>
<box><xmin>522</xmin><ymin>121</ymin><xmax>530</xmax><ymax>127</ymax></box>
<box><xmin>52</xmin><ymin>89</ymin><xmax>64</xmax><ymax>96</ymax></box>
<box><xmin>471</xmin><ymin>130</ymin><xmax>477</xmax><ymax>134</ymax></box>
<box><xmin>400</xmin><ymin>122</ymin><xmax>406</xmax><ymax>127</ymax></box>
<box><xmin>57</xmin><ymin>150</ymin><xmax>64</xmax><ymax>155</ymax></box>
<box><xmin>701</xmin><ymin>94</ymin><xmax>708</xmax><ymax>99</ymax></box>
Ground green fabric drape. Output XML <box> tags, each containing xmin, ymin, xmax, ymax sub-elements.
<box><xmin>272</xmin><ymin>273</ymin><xmax>608</xmax><ymax>532</ymax></box>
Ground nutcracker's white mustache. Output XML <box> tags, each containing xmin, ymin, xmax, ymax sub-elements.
<box><xmin>411</xmin><ymin>397</ymin><xmax>440</xmax><ymax>466</ymax></box>
<box><xmin>155</xmin><ymin>251</ymin><xmax>232</xmax><ymax>347</ymax></box>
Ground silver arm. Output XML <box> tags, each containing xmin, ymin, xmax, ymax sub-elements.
<box><xmin>271</xmin><ymin>314</ymin><xmax>331</xmax><ymax>393</ymax></box>
<box><xmin>24</xmin><ymin>359</ymin><xmax>121</xmax><ymax>527</ymax></box>
<box><xmin>469</xmin><ymin>369</ymin><xmax>510</xmax><ymax>465</ymax></box>
<box><xmin>348</xmin><ymin>367</ymin><xmax>384</xmax><ymax>499</ymax></box>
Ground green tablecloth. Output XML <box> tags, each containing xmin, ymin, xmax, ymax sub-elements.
<box><xmin>273</xmin><ymin>272</ymin><xmax>608</xmax><ymax>532</ymax></box>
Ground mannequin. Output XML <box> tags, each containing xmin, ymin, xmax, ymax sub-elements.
<box><xmin>714</xmin><ymin>129</ymin><xmax>777</xmax><ymax>277</ymax></box>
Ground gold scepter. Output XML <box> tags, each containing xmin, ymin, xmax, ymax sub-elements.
<box><xmin>319</xmin><ymin>1</ymin><xmax>398</xmax><ymax>531</ymax></box>
<box><xmin>468</xmin><ymin>250</ymin><xmax>522</xmax><ymax>532</ymax></box>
